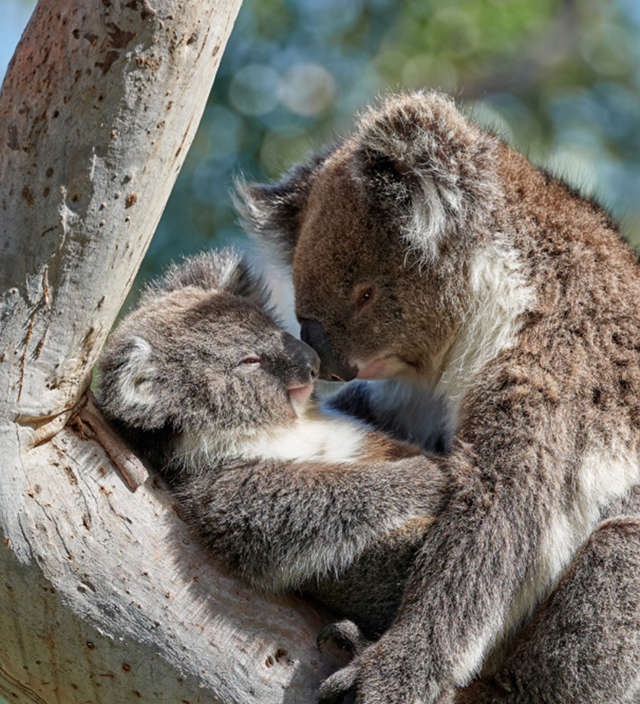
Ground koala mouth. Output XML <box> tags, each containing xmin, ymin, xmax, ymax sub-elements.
<box><xmin>355</xmin><ymin>354</ymin><xmax>408</xmax><ymax>380</ymax></box>
<box><xmin>287</xmin><ymin>383</ymin><xmax>315</xmax><ymax>414</ymax></box>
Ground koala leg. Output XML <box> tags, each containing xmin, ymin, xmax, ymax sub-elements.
<box><xmin>455</xmin><ymin>516</ymin><xmax>640</xmax><ymax>704</ymax></box>
<box><xmin>317</xmin><ymin>619</ymin><xmax>372</xmax><ymax>657</ymax></box>
<box><xmin>177</xmin><ymin>455</ymin><xmax>448</xmax><ymax>592</ymax></box>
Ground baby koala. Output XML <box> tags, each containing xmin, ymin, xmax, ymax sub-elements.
<box><xmin>96</xmin><ymin>249</ymin><xmax>446</xmax><ymax>637</ymax></box>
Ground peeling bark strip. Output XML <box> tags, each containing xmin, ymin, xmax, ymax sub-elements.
<box><xmin>0</xmin><ymin>0</ymin><xmax>345</xmax><ymax>701</ymax></box>
<box><xmin>72</xmin><ymin>392</ymin><xmax>150</xmax><ymax>491</ymax></box>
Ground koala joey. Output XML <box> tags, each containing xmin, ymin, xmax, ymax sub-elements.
<box><xmin>96</xmin><ymin>248</ymin><xmax>447</xmax><ymax>640</ymax></box>
<box><xmin>237</xmin><ymin>91</ymin><xmax>640</xmax><ymax>703</ymax></box>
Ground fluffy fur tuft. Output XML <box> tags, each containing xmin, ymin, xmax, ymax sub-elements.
<box><xmin>141</xmin><ymin>247</ymin><xmax>272</xmax><ymax>312</ymax></box>
<box><xmin>234</xmin><ymin>149</ymin><xmax>333</xmax><ymax>265</ymax></box>
<box><xmin>352</xmin><ymin>91</ymin><xmax>502</xmax><ymax>262</ymax></box>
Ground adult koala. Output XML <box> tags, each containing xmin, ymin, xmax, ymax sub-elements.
<box><xmin>237</xmin><ymin>92</ymin><xmax>640</xmax><ymax>703</ymax></box>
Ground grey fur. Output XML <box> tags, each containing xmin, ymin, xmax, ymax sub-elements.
<box><xmin>97</xmin><ymin>249</ymin><xmax>312</xmax><ymax>471</ymax></box>
<box><xmin>96</xmin><ymin>248</ymin><xmax>447</xmax><ymax>604</ymax></box>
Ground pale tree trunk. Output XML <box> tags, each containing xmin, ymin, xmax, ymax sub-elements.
<box><xmin>0</xmin><ymin>1</ymin><xmax>343</xmax><ymax>702</ymax></box>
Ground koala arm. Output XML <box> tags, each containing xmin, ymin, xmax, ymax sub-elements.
<box><xmin>174</xmin><ymin>454</ymin><xmax>449</xmax><ymax>592</ymax></box>
<box><xmin>354</xmin><ymin>450</ymin><xmax>543</xmax><ymax>701</ymax></box>
<box><xmin>321</xmin><ymin>409</ymin><xmax>563</xmax><ymax>704</ymax></box>
<box><xmin>325</xmin><ymin>380</ymin><xmax>450</xmax><ymax>454</ymax></box>
<box><xmin>319</xmin><ymin>508</ymin><xmax>640</xmax><ymax>704</ymax></box>
<box><xmin>454</xmin><ymin>514</ymin><xmax>640</xmax><ymax>704</ymax></box>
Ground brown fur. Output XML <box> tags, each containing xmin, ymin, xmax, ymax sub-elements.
<box><xmin>239</xmin><ymin>91</ymin><xmax>640</xmax><ymax>703</ymax></box>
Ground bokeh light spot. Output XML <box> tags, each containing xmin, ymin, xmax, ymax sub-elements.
<box><xmin>279</xmin><ymin>63</ymin><xmax>336</xmax><ymax>116</ymax></box>
<box><xmin>229</xmin><ymin>64</ymin><xmax>281</xmax><ymax>116</ymax></box>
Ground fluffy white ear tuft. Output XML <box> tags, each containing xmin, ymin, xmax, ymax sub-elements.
<box><xmin>117</xmin><ymin>336</ymin><xmax>157</xmax><ymax>409</ymax></box>
<box><xmin>403</xmin><ymin>174</ymin><xmax>449</xmax><ymax>264</ymax></box>
<box><xmin>233</xmin><ymin>175</ymin><xmax>306</xmax><ymax>267</ymax></box>
<box><xmin>354</xmin><ymin>90</ymin><xmax>502</xmax><ymax>264</ymax></box>
<box><xmin>233</xmin><ymin>149</ymin><xmax>334</xmax><ymax>266</ymax></box>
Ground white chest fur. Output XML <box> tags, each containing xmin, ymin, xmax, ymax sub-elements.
<box><xmin>243</xmin><ymin>414</ymin><xmax>369</xmax><ymax>464</ymax></box>
<box><xmin>490</xmin><ymin>437</ymin><xmax>640</xmax><ymax>673</ymax></box>
<box><xmin>436</xmin><ymin>241</ymin><xmax>535</xmax><ymax>428</ymax></box>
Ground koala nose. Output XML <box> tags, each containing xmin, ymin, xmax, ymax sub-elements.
<box><xmin>299</xmin><ymin>318</ymin><xmax>357</xmax><ymax>382</ymax></box>
<box><xmin>302</xmin><ymin>344</ymin><xmax>321</xmax><ymax>380</ymax></box>
<box><xmin>282</xmin><ymin>332</ymin><xmax>320</xmax><ymax>383</ymax></box>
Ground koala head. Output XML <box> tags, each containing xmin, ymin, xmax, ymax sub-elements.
<box><xmin>237</xmin><ymin>91</ymin><xmax>503</xmax><ymax>385</ymax></box>
<box><xmin>96</xmin><ymin>249</ymin><xmax>320</xmax><ymax>468</ymax></box>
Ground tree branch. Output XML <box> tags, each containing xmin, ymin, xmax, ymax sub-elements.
<box><xmin>72</xmin><ymin>392</ymin><xmax>150</xmax><ymax>491</ymax></box>
<box><xmin>0</xmin><ymin>1</ymin><xmax>344</xmax><ymax>701</ymax></box>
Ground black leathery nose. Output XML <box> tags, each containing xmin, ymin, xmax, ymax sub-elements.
<box><xmin>282</xmin><ymin>332</ymin><xmax>320</xmax><ymax>380</ymax></box>
<box><xmin>299</xmin><ymin>318</ymin><xmax>358</xmax><ymax>382</ymax></box>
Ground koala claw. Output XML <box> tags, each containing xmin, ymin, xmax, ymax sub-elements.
<box><xmin>317</xmin><ymin>662</ymin><xmax>359</xmax><ymax>704</ymax></box>
<box><xmin>317</xmin><ymin>619</ymin><xmax>371</xmax><ymax>657</ymax></box>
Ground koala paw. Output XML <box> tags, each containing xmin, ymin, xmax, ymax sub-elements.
<box><xmin>317</xmin><ymin>661</ymin><xmax>359</xmax><ymax>703</ymax></box>
<box><xmin>317</xmin><ymin>619</ymin><xmax>371</xmax><ymax>657</ymax></box>
<box><xmin>317</xmin><ymin>620</ymin><xmax>371</xmax><ymax>704</ymax></box>
<box><xmin>318</xmin><ymin>627</ymin><xmax>446</xmax><ymax>704</ymax></box>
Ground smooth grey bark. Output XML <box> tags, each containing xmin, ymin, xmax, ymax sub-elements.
<box><xmin>0</xmin><ymin>1</ymin><xmax>342</xmax><ymax>701</ymax></box>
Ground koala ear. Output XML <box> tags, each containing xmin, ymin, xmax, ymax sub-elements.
<box><xmin>97</xmin><ymin>335</ymin><xmax>164</xmax><ymax>430</ymax></box>
<box><xmin>148</xmin><ymin>249</ymin><xmax>271</xmax><ymax>311</ymax></box>
<box><xmin>354</xmin><ymin>91</ymin><xmax>501</xmax><ymax>262</ymax></box>
<box><xmin>233</xmin><ymin>172</ymin><xmax>310</xmax><ymax>266</ymax></box>
<box><xmin>119</xmin><ymin>336</ymin><xmax>156</xmax><ymax>404</ymax></box>
<box><xmin>233</xmin><ymin>148</ymin><xmax>334</xmax><ymax>265</ymax></box>
<box><xmin>205</xmin><ymin>248</ymin><xmax>272</xmax><ymax>310</ymax></box>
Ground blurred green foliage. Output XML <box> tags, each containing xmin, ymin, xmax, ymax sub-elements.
<box><xmin>3</xmin><ymin>0</ymin><xmax>640</xmax><ymax>294</ymax></box>
<box><xmin>142</xmin><ymin>0</ymin><xmax>640</xmax><ymax>294</ymax></box>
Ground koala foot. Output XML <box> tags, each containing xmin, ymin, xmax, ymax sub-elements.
<box><xmin>317</xmin><ymin>662</ymin><xmax>359</xmax><ymax>703</ymax></box>
<box><xmin>317</xmin><ymin>620</ymin><xmax>372</xmax><ymax>704</ymax></box>
<box><xmin>317</xmin><ymin>619</ymin><xmax>371</xmax><ymax>657</ymax></box>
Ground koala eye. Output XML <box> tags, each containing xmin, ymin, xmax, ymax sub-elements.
<box><xmin>238</xmin><ymin>355</ymin><xmax>261</xmax><ymax>366</ymax></box>
<box><xmin>355</xmin><ymin>285</ymin><xmax>376</xmax><ymax>310</ymax></box>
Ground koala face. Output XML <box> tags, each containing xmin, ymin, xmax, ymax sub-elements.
<box><xmin>290</xmin><ymin>153</ymin><xmax>462</xmax><ymax>384</ymax></box>
<box><xmin>238</xmin><ymin>92</ymin><xmax>500</xmax><ymax>385</ymax></box>
<box><xmin>97</xmin><ymin>251</ymin><xmax>320</xmax><ymax>451</ymax></box>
